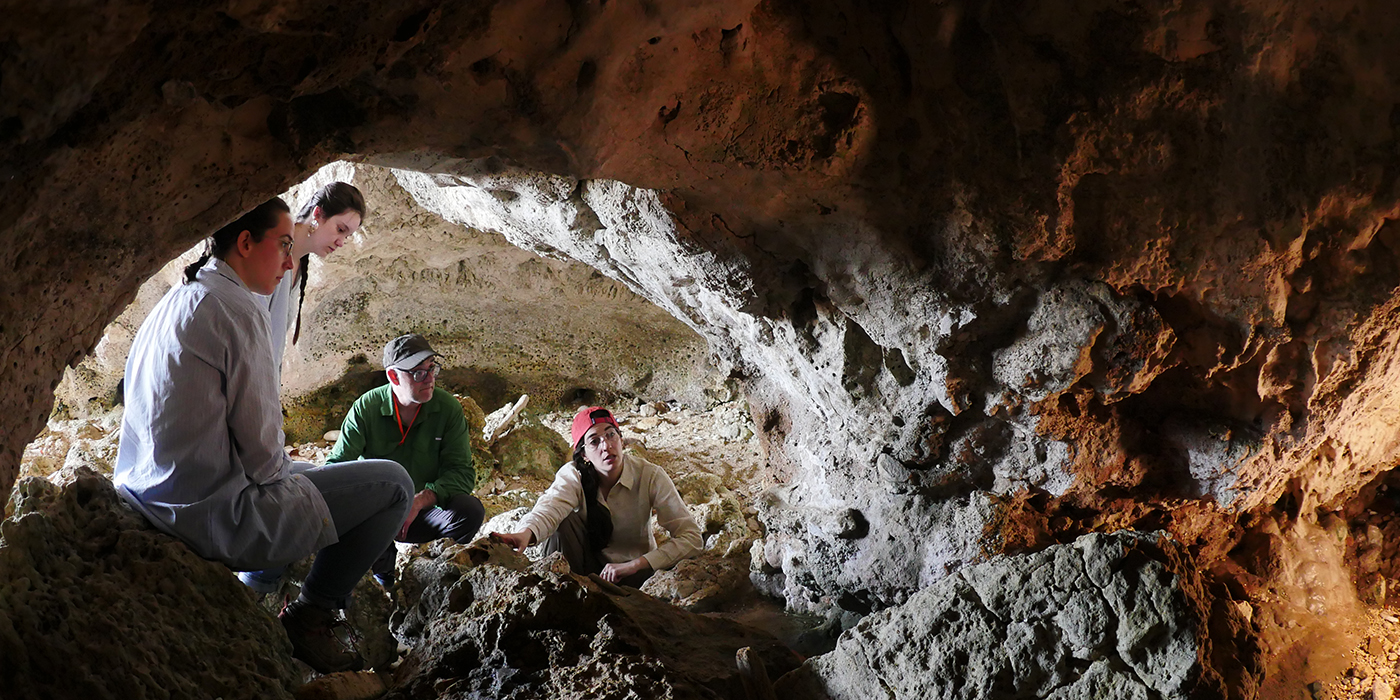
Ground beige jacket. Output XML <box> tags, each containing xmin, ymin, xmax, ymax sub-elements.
<box><xmin>520</xmin><ymin>453</ymin><xmax>702</xmax><ymax>570</ymax></box>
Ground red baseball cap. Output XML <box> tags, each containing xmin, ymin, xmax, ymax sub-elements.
<box><xmin>571</xmin><ymin>406</ymin><xmax>620</xmax><ymax>448</ymax></box>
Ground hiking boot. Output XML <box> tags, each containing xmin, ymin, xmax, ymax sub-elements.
<box><xmin>278</xmin><ymin>600</ymin><xmax>363</xmax><ymax>674</ymax></box>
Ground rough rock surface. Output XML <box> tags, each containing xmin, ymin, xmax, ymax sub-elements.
<box><xmin>490</xmin><ymin>419</ymin><xmax>571</xmax><ymax>481</ymax></box>
<box><xmin>9</xmin><ymin>1</ymin><xmax>1400</xmax><ymax>693</ymax></box>
<box><xmin>0</xmin><ymin>468</ymin><xmax>302</xmax><ymax>699</ymax></box>
<box><xmin>774</xmin><ymin>531</ymin><xmax>1256</xmax><ymax>700</ymax></box>
<box><xmin>387</xmin><ymin>540</ymin><xmax>804</xmax><ymax>699</ymax></box>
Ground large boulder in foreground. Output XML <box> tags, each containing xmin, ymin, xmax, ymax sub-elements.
<box><xmin>0</xmin><ymin>467</ymin><xmax>301</xmax><ymax>699</ymax></box>
<box><xmin>775</xmin><ymin>531</ymin><xmax>1260</xmax><ymax>700</ymax></box>
<box><xmin>387</xmin><ymin>540</ymin><xmax>803</xmax><ymax>700</ymax></box>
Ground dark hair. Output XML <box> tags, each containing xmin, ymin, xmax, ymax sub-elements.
<box><xmin>184</xmin><ymin>197</ymin><xmax>291</xmax><ymax>283</ymax></box>
<box><xmin>290</xmin><ymin>182</ymin><xmax>366</xmax><ymax>344</ymax></box>
<box><xmin>573</xmin><ymin>443</ymin><xmax>614</xmax><ymax>554</ymax></box>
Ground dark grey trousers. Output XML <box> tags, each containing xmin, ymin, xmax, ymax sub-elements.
<box><xmin>371</xmin><ymin>493</ymin><xmax>485</xmax><ymax>576</ymax></box>
<box><xmin>541</xmin><ymin>510</ymin><xmax>652</xmax><ymax>588</ymax></box>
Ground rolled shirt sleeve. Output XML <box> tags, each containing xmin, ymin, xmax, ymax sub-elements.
<box><xmin>639</xmin><ymin>466</ymin><xmax>703</xmax><ymax>571</ymax></box>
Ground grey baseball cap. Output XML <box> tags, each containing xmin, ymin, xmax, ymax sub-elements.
<box><xmin>383</xmin><ymin>333</ymin><xmax>438</xmax><ymax>370</ymax></box>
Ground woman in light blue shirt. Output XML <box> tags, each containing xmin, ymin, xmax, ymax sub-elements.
<box><xmin>114</xmin><ymin>197</ymin><xmax>411</xmax><ymax>674</ymax></box>
<box><xmin>266</xmin><ymin>181</ymin><xmax>365</xmax><ymax>381</ymax></box>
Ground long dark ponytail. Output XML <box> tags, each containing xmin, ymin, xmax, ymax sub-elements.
<box><xmin>184</xmin><ymin>197</ymin><xmax>291</xmax><ymax>283</ymax></box>
<box><xmin>290</xmin><ymin>181</ymin><xmax>366</xmax><ymax>344</ymax></box>
<box><xmin>573</xmin><ymin>444</ymin><xmax>614</xmax><ymax>553</ymax></box>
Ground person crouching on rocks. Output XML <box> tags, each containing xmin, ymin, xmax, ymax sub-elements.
<box><xmin>492</xmin><ymin>406</ymin><xmax>702</xmax><ymax>588</ymax></box>
<box><xmin>324</xmin><ymin>333</ymin><xmax>486</xmax><ymax>590</ymax></box>
<box><xmin>113</xmin><ymin>197</ymin><xmax>413</xmax><ymax>674</ymax></box>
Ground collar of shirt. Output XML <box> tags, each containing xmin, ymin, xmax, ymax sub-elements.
<box><xmin>611</xmin><ymin>454</ymin><xmax>640</xmax><ymax>494</ymax></box>
<box><xmin>203</xmin><ymin>257</ymin><xmax>254</xmax><ymax>292</ymax></box>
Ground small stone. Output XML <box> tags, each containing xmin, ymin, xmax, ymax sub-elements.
<box><xmin>1233</xmin><ymin>601</ymin><xmax>1253</xmax><ymax>623</ymax></box>
<box><xmin>1353</xmin><ymin>664</ymin><xmax>1371</xmax><ymax>680</ymax></box>
<box><xmin>639</xmin><ymin>404</ymin><xmax>658</xmax><ymax>417</ymax></box>
<box><xmin>1374</xmin><ymin>678</ymin><xmax>1394</xmax><ymax>700</ymax></box>
<box><xmin>323</xmin><ymin>429</ymin><xmax>342</xmax><ymax>443</ymax></box>
<box><xmin>1372</xmin><ymin>635</ymin><xmax>1386</xmax><ymax>658</ymax></box>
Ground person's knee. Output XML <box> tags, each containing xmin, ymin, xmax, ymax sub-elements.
<box><xmin>443</xmin><ymin>494</ymin><xmax>485</xmax><ymax>540</ymax></box>
<box><xmin>450</xmin><ymin>493</ymin><xmax>484</xmax><ymax>519</ymax></box>
<box><xmin>377</xmin><ymin>461</ymin><xmax>413</xmax><ymax>502</ymax></box>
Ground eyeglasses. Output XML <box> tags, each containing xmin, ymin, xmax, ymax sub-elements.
<box><xmin>400</xmin><ymin>363</ymin><xmax>441</xmax><ymax>383</ymax></box>
<box><xmin>585</xmin><ymin>427</ymin><xmax>622</xmax><ymax>448</ymax></box>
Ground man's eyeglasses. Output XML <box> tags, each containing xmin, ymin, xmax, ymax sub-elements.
<box><xmin>401</xmin><ymin>363</ymin><xmax>441</xmax><ymax>383</ymax></box>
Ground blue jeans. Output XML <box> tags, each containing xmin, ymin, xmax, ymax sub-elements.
<box><xmin>241</xmin><ymin>460</ymin><xmax>411</xmax><ymax>608</ymax></box>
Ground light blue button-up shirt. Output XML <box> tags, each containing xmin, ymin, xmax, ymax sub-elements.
<box><xmin>115</xmin><ymin>258</ymin><xmax>335</xmax><ymax>571</ymax></box>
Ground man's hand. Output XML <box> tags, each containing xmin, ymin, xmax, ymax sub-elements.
<box><xmin>398</xmin><ymin>489</ymin><xmax>438</xmax><ymax>539</ymax></box>
<box><xmin>600</xmin><ymin>557</ymin><xmax>650</xmax><ymax>584</ymax></box>
<box><xmin>490</xmin><ymin>530</ymin><xmax>534</xmax><ymax>553</ymax></box>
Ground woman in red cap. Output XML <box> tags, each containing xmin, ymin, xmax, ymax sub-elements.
<box><xmin>492</xmin><ymin>406</ymin><xmax>702</xmax><ymax>586</ymax></box>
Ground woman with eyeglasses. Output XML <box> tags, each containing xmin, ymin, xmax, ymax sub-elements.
<box><xmin>114</xmin><ymin>198</ymin><xmax>413</xmax><ymax>674</ymax></box>
<box><xmin>492</xmin><ymin>406</ymin><xmax>702</xmax><ymax>587</ymax></box>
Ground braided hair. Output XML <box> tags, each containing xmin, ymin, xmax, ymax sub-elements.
<box><xmin>183</xmin><ymin>198</ymin><xmax>291</xmax><ymax>283</ymax></box>
<box><xmin>290</xmin><ymin>181</ymin><xmax>365</xmax><ymax>344</ymax></box>
<box><xmin>573</xmin><ymin>442</ymin><xmax>615</xmax><ymax>553</ymax></box>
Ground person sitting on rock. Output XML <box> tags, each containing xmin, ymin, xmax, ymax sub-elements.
<box><xmin>266</xmin><ymin>180</ymin><xmax>366</xmax><ymax>384</ymax></box>
<box><xmin>493</xmin><ymin>406</ymin><xmax>703</xmax><ymax>588</ymax></box>
<box><xmin>325</xmin><ymin>333</ymin><xmax>485</xmax><ymax>589</ymax></box>
<box><xmin>114</xmin><ymin>198</ymin><xmax>413</xmax><ymax>675</ymax></box>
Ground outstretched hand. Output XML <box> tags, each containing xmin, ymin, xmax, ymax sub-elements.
<box><xmin>490</xmin><ymin>530</ymin><xmax>533</xmax><ymax>553</ymax></box>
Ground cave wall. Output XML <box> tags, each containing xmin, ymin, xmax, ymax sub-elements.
<box><xmin>7</xmin><ymin>0</ymin><xmax>1400</xmax><ymax>620</ymax></box>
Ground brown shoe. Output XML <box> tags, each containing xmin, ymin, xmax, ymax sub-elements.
<box><xmin>278</xmin><ymin>600</ymin><xmax>364</xmax><ymax>674</ymax></box>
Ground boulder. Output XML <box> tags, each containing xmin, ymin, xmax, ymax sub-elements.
<box><xmin>489</xmin><ymin>419</ymin><xmax>570</xmax><ymax>481</ymax></box>
<box><xmin>386</xmin><ymin>540</ymin><xmax>803</xmax><ymax>699</ymax></box>
<box><xmin>0</xmin><ymin>468</ymin><xmax>302</xmax><ymax>698</ymax></box>
<box><xmin>641</xmin><ymin>553</ymin><xmax>752</xmax><ymax>613</ymax></box>
<box><xmin>774</xmin><ymin>531</ymin><xmax>1258</xmax><ymax>700</ymax></box>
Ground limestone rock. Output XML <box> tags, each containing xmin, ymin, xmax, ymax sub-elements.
<box><xmin>774</xmin><ymin>532</ymin><xmax>1248</xmax><ymax>700</ymax></box>
<box><xmin>453</xmin><ymin>393</ymin><xmax>496</xmax><ymax>488</ymax></box>
<box><xmin>483</xmin><ymin>394</ymin><xmax>530</xmax><ymax>444</ymax></box>
<box><xmin>488</xmin><ymin>419</ymin><xmax>569</xmax><ymax>481</ymax></box>
<box><xmin>295</xmin><ymin>671</ymin><xmax>388</xmax><ymax>700</ymax></box>
<box><xmin>0</xmin><ymin>468</ymin><xmax>301</xmax><ymax>698</ymax></box>
<box><xmin>386</xmin><ymin>540</ymin><xmax>803</xmax><ymax>699</ymax></box>
<box><xmin>675</xmin><ymin>472</ymin><xmax>755</xmax><ymax>558</ymax></box>
<box><xmin>641</xmin><ymin>553</ymin><xmax>752</xmax><ymax>613</ymax></box>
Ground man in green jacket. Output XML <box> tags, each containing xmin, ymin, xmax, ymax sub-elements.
<box><xmin>326</xmin><ymin>334</ymin><xmax>484</xmax><ymax>588</ymax></box>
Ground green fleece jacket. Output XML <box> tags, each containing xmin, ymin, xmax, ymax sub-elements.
<box><xmin>326</xmin><ymin>385</ymin><xmax>476</xmax><ymax>499</ymax></box>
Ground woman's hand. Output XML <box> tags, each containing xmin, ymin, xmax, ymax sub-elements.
<box><xmin>490</xmin><ymin>530</ymin><xmax>534</xmax><ymax>553</ymax></box>
<box><xmin>600</xmin><ymin>557</ymin><xmax>651</xmax><ymax>584</ymax></box>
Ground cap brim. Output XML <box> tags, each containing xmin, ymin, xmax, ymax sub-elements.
<box><xmin>389</xmin><ymin>349</ymin><xmax>437</xmax><ymax>370</ymax></box>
